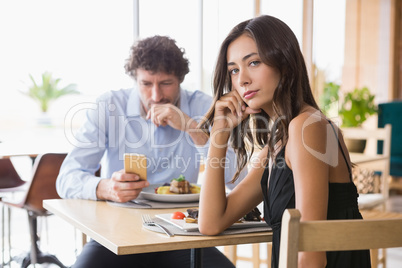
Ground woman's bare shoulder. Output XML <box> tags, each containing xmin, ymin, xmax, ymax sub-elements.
<box><xmin>286</xmin><ymin>108</ymin><xmax>335</xmax><ymax>173</ymax></box>
<box><xmin>286</xmin><ymin>108</ymin><xmax>332</xmax><ymax>160</ymax></box>
<box><xmin>288</xmin><ymin>108</ymin><xmax>327</xmax><ymax>138</ymax></box>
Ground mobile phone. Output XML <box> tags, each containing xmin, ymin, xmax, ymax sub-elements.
<box><xmin>124</xmin><ymin>153</ymin><xmax>147</xmax><ymax>181</ymax></box>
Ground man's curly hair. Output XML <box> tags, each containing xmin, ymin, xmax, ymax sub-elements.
<box><xmin>125</xmin><ymin>35</ymin><xmax>190</xmax><ymax>82</ymax></box>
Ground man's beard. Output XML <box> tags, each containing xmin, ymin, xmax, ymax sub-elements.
<box><xmin>147</xmin><ymin>99</ymin><xmax>171</xmax><ymax>109</ymax></box>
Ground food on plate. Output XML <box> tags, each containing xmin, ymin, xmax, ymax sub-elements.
<box><xmin>154</xmin><ymin>175</ymin><xmax>201</xmax><ymax>195</ymax></box>
<box><xmin>170</xmin><ymin>209</ymin><xmax>198</xmax><ymax>223</ymax></box>
<box><xmin>185</xmin><ymin>217</ymin><xmax>197</xmax><ymax>223</ymax></box>
<box><xmin>234</xmin><ymin>207</ymin><xmax>262</xmax><ymax>223</ymax></box>
<box><xmin>171</xmin><ymin>211</ymin><xmax>186</xmax><ymax>219</ymax></box>
<box><xmin>185</xmin><ymin>208</ymin><xmax>199</xmax><ymax>223</ymax></box>
<box><xmin>156</xmin><ymin>186</ymin><xmax>173</xmax><ymax>195</ymax></box>
<box><xmin>175</xmin><ymin>207</ymin><xmax>263</xmax><ymax>225</ymax></box>
<box><xmin>243</xmin><ymin>207</ymin><xmax>262</xmax><ymax>221</ymax></box>
<box><xmin>170</xmin><ymin>175</ymin><xmax>190</xmax><ymax>194</ymax></box>
<box><xmin>189</xmin><ymin>184</ymin><xmax>201</xmax><ymax>194</ymax></box>
<box><xmin>187</xmin><ymin>208</ymin><xmax>199</xmax><ymax>219</ymax></box>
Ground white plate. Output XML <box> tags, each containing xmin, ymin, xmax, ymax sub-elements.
<box><xmin>156</xmin><ymin>213</ymin><xmax>267</xmax><ymax>232</ymax></box>
<box><xmin>139</xmin><ymin>184</ymin><xmax>200</xmax><ymax>203</ymax></box>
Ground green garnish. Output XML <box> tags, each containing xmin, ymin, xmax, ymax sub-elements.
<box><xmin>172</xmin><ymin>174</ymin><xmax>185</xmax><ymax>182</ymax></box>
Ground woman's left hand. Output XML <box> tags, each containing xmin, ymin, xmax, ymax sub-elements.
<box><xmin>212</xmin><ymin>90</ymin><xmax>260</xmax><ymax>132</ymax></box>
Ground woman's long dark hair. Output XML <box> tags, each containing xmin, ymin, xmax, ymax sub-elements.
<box><xmin>199</xmin><ymin>15</ymin><xmax>319</xmax><ymax>182</ymax></box>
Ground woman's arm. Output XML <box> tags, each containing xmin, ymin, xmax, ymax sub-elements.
<box><xmin>198</xmin><ymin>91</ymin><xmax>263</xmax><ymax>235</ymax></box>
<box><xmin>198</xmin><ymin>146</ymin><xmax>267</xmax><ymax>235</ymax></box>
<box><xmin>286</xmin><ymin>111</ymin><xmax>330</xmax><ymax>268</ymax></box>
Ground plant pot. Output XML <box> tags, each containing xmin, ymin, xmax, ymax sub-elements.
<box><xmin>345</xmin><ymin>138</ymin><xmax>367</xmax><ymax>153</ymax></box>
<box><xmin>36</xmin><ymin>112</ymin><xmax>52</xmax><ymax>126</ymax></box>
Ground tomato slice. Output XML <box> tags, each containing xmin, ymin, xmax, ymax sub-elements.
<box><xmin>171</xmin><ymin>211</ymin><xmax>186</xmax><ymax>219</ymax></box>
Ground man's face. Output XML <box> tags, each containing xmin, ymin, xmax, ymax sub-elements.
<box><xmin>136</xmin><ymin>68</ymin><xmax>181</xmax><ymax>113</ymax></box>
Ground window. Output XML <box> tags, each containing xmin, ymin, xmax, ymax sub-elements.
<box><xmin>0</xmin><ymin>0</ymin><xmax>134</xmax><ymax>128</ymax></box>
<box><xmin>138</xmin><ymin>0</ymin><xmax>255</xmax><ymax>93</ymax></box>
<box><xmin>0</xmin><ymin>0</ymin><xmax>348</xmax><ymax>130</ymax></box>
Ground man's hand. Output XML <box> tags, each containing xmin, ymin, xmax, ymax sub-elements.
<box><xmin>96</xmin><ymin>169</ymin><xmax>149</xmax><ymax>203</ymax></box>
<box><xmin>146</xmin><ymin>103</ymin><xmax>209</xmax><ymax>146</ymax></box>
<box><xmin>146</xmin><ymin>103</ymin><xmax>189</xmax><ymax>130</ymax></box>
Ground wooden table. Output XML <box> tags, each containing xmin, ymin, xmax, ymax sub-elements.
<box><xmin>43</xmin><ymin>199</ymin><xmax>272</xmax><ymax>267</ymax></box>
<box><xmin>0</xmin><ymin>127</ymin><xmax>71</xmax><ymax>159</ymax></box>
<box><xmin>350</xmin><ymin>153</ymin><xmax>388</xmax><ymax>165</ymax></box>
<box><xmin>0</xmin><ymin>142</ymin><xmax>69</xmax><ymax>159</ymax></box>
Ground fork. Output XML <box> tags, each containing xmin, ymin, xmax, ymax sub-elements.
<box><xmin>129</xmin><ymin>200</ymin><xmax>152</xmax><ymax>208</ymax></box>
<box><xmin>142</xmin><ymin>214</ymin><xmax>174</xmax><ymax>237</ymax></box>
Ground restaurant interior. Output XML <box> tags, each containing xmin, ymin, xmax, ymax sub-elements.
<box><xmin>1</xmin><ymin>0</ymin><xmax>402</xmax><ymax>267</ymax></box>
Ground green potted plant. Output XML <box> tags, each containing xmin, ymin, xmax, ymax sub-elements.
<box><xmin>21</xmin><ymin>72</ymin><xmax>79</xmax><ymax>124</ymax></box>
<box><xmin>339</xmin><ymin>86</ymin><xmax>378</xmax><ymax>152</ymax></box>
<box><xmin>319</xmin><ymin>82</ymin><xmax>340</xmax><ymax>118</ymax></box>
<box><xmin>319</xmin><ymin>84</ymin><xmax>377</xmax><ymax>152</ymax></box>
<box><xmin>339</xmin><ymin>87</ymin><xmax>377</xmax><ymax>128</ymax></box>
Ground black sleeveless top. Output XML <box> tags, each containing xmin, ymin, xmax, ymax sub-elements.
<box><xmin>261</xmin><ymin>122</ymin><xmax>371</xmax><ymax>268</ymax></box>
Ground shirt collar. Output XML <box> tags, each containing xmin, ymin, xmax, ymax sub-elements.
<box><xmin>126</xmin><ymin>89</ymin><xmax>143</xmax><ymax>117</ymax></box>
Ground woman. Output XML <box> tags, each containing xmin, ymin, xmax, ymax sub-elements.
<box><xmin>198</xmin><ymin>15</ymin><xmax>371</xmax><ymax>268</ymax></box>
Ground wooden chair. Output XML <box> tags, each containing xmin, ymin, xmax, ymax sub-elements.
<box><xmin>278</xmin><ymin>209</ymin><xmax>402</xmax><ymax>268</ymax></box>
<box><xmin>0</xmin><ymin>158</ymin><xmax>27</xmax><ymax>190</ymax></box>
<box><xmin>341</xmin><ymin>124</ymin><xmax>392</xmax><ymax>210</ymax></box>
<box><xmin>1</xmin><ymin>153</ymin><xmax>67</xmax><ymax>268</ymax></box>
<box><xmin>342</xmin><ymin>124</ymin><xmax>392</xmax><ymax>267</ymax></box>
<box><xmin>0</xmin><ymin>158</ymin><xmax>28</xmax><ymax>266</ymax></box>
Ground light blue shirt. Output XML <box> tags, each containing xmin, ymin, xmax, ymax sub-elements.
<box><xmin>56</xmin><ymin>88</ymin><xmax>244</xmax><ymax>200</ymax></box>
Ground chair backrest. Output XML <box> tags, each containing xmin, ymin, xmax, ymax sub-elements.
<box><xmin>341</xmin><ymin>124</ymin><xmax>391</xmax><ymax>197</ymax></box>
<box><xmin>23</xmin><ymin>153</ymin><xmax>67</xmax><ymax>212</ymax></box>
<box><xmin>278</xmin><ymin>209</ymin><xmax>402</xmax><ymax>268</ymax></box>
<box><xmin>0</xmin><ymin>158</ymin><xmax>26</xmax><ymax>190</ymax></box>
<box><xmin>378</xmin><ymin>101</ymin><xmax>402</xmax><ymax>176</ymax></box>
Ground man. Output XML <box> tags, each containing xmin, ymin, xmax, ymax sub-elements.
<box><xmin>56</xmin><ymin>36</ymin><xmax>242</xmax><ymax>267</ymax></box>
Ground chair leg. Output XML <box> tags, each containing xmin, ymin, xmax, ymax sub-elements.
<box><xmin>370</xmin><ymin>249</ymin><xmax>378</xmax><ymax>268</ymax></box>
<box><xmin>21</xmin><ymin>211</ymin><xmax>67</xmax><ymax>268</ymax></box>
<box><xmin>22</xmin><ymin>253</ymin><xmax>67</xmax><ymax>268</ymax></box>
<box><xmin>369</xmin><ymin>246</ymin><xmax>387</xmax><ymax>267</ymax></box>
<box><xmin>82</xmin><ymin>232</ymin><xmax>87</xmax><ymax>247</ymax></box>
<box><xmin>252</xmin><ymin>243</ymin><xmax>260</xmax><ymax>268</ymax></box>
<box><xmin>379</xmin><ymin>248</ymin><xmax>386</xmax><ymax>267</ymax></box>
<box><xmin>1</xmin><ymin>204</ymin><xmax>5</xmax><ymax>267</ymax></box>
<box><xmin>27</xmin><ymin>211</ymin><xmax>40</xmax><ymax>265</ymax></box>
<box><xmin>267</xmin><ymin>242</ymin><xmax>272</xmax><ymax>268</ymax></box>
<box><xmin>7</xmin><ymin>206</ymin><xmax>12</xmax><ymax>265</ymax></box>
<box><xmin>1</xmin><ymin>204</ymin><xmax>13</xmax><ymax>267</ymax></box>
<box><xmin>42</xmin><ymin>214</ymin><xmax>50</xmax><ymax>248</ymax></box>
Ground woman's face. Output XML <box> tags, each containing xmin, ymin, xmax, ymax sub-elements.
<box><xmin>226</xmin><ymin>34</ymin><xmax>280</xmax><ymax>114</ymax></box>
